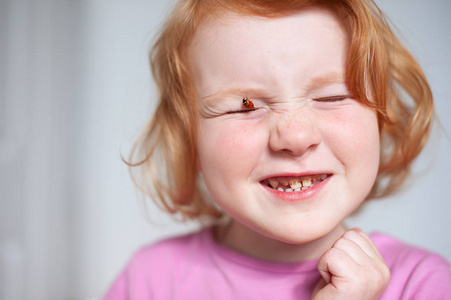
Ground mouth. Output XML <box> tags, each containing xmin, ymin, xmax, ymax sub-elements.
<box><xmin>260</xmin><ymin>174</ymin><xmax>330</xmax><ymax>192</ymax></box>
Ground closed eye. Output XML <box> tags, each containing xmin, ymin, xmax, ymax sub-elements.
<box><xmin>314</xmin><ymin>95</ymin><xmax>353</xmax><ymax>102</ymax></box>
<box><xmin>226</xmin><ymin>108</ymin><xmax>258</xmax><ymax>114</ymax></box>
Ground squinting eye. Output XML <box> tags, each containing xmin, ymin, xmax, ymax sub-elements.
<box><xmin>226</xmin><ymin>108</ymin><xmax>258</xmax><ymax>114</ymax></box>
<box><xmin>226</xmin><ymin>97</ymin><xmax>258</xmax><ymax>114</ymax></box>
<box><xmin>314</xmin><ymin>95</ymin><xmax>352</xmax><ymax>102</ymax></box>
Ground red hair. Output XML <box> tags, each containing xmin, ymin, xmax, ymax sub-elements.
<box><xmin>128</xmin><ymin>0</ymin><xmax>433</xmax><ymax>220</ymax></box>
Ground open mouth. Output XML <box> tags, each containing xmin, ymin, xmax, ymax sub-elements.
<box><xmin>261</xmin><ymin>174</ymin><xmax>329</xmax><ymax>192</ymax></box>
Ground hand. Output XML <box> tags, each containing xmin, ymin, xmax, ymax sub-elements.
<box><xmin>311</xmin><ymin>228</ymin><xmax>390</xmax><ymax>300</ymax></box>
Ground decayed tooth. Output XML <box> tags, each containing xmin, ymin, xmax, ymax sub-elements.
<box><xmin>320</xmin><ymin>174</ymin><xmax>327</xmax><ymax>180</ymax></box>
<box><xmin>278</xmin><ymin>177</ymin><xmax>289</xmax><ymax>186</ymax></box>
<box><xmin>289</xmin><ymin>179</ymin><xmax>302</xmax><ymax>189</ymax></box>
<box><xmin>312</xmin><ymin>175</ymin><xmax>320</xmax><ymax>182</ymax></box>
<box><xmin>269</xmin><ymin>179</ymin><xmax>279</xmax><ymax>189</ymax></box>
<box><xmin>302</xmin><ymin>177</ymin><xmax>312</xmax><ymax>187</ymax></box>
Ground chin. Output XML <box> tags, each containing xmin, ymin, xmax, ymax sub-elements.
<box><xmin>283</xmin><ymin>232</ymin><xmax>329</xmax><ymax>245</ymax></box>
<box><xmin>264</xmin><ymin>222</ymin><xmax>341</xmax><ymax>246</ymax></box>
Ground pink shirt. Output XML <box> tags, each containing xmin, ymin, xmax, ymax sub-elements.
<box><xmin>104</xmin><ymin>228</ymin><xmax>451</xmax><ymax>299</ymax></box>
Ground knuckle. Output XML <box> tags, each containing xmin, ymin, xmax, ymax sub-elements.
<box><xmin>372</xmin><ymin>263</ymin><xmax>391</xmax><ymax>289</ymax></box>
<box><xmin>343</xmin><ymin>229</ymin><xmax>359</xmax><ymax>240</ymax></box>
<box><xmin>333</xmin><ymin>237</ymin><xmax>351</xmax><ymax>250</ymax></box>
<box><xmin>381</xmin><ymin>264</ymin><xmax>391</xmax><ymax>283</ymax></box>
<box><xmin>332</xmin><ymin>237</ymin><xmax>345</xmax><ymax>249</ymax></box>
<box><xmin>323</xmin><ymin>247</ymin><xmax>341</xmax><ymax>260</ymax></box>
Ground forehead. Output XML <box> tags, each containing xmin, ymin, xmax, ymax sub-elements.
<box><xmin>187</xmin><ymin>6</ymin><xmax>349</xmax><ymax>98</ymax></box>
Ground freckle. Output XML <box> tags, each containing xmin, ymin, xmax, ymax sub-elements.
<box><xmin>282</xmin><ymin>112</ymin><xmax>295</xmax><ymax>127</ymax></box>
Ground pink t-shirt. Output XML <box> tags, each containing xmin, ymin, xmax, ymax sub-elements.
<box><xmin>104</xmin><ymin>228</ymin><xmax>451</xmax><ymax>299</ymax></box>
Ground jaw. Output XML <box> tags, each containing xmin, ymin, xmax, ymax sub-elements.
<box><xmin>220</xmin><ymin>218</ymin><xmax>347</xmax><ymax>262</ymax></box>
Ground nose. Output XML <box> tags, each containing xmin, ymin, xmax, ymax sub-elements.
<box><xmin>268</xmin><ymin>108</ymin><xmax>321</xmax><ymax>157</ymax></box>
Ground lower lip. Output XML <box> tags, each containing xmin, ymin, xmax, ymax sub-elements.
<box><xmin>261</xmin><ymin>176</ymin><xmax>330</xmax><ymax>202</ymax></box>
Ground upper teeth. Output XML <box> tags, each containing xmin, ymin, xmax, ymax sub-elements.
<box><xmin>264</xmin><ymin>174</ymin><xmax>328</xmax><ymax>192</ymax></box>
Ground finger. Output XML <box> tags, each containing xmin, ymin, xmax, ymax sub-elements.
<box><xmin>317</xmin><ymin>247</ymin><xmax>359</xmax><ymax>284</ymax></box>
<box><xmin>342</xmin><ymin>229</ymin><xmax>381</xmax><ymax>260</ymax></box>
<box><xmin>332</xmin><ymin>235</ymin><xmax>368</xmax><ymax>265</ymax></box>
<box><xmin>353</xmin><ymin>229</ymin><xmax>384</xmax><ymax>260</ymax></box>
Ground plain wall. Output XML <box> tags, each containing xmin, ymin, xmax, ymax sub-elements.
<box><xmin>1</xmin><ymin>0</ymin><xmax>450</xmax><ymax>299</ymax></box>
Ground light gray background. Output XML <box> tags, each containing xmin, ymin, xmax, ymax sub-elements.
<box><xmin>1</xmin><ymin>0</ymin><xmax>450</xmax><ymax>299</ymax></box>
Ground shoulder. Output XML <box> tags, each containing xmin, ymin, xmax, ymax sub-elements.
<box><xmin>371</xmin><ymin>232</ymin><xmax>451</xmax><ymax>299</ymax></box>
<box><xmin>371</xmin><ymin>232</ymin><xmax>449</xmax><ymax>269</ymax></box>
<box><xmin>129</xmin><ymin>227</ymin><xmax>211</xmax><ymax>271</ymax></box>
<box><xmin>103</xmin><ymin>228</ymin><xmax>213</xmax><ymax>299</ymax></box>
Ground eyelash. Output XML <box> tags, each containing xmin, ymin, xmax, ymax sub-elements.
<box><xmin>226</xmin><ymin>108</ymin><xmax>258</xmax><ymax>114</ymax></box>
<box><xmin>314</xmin><ymin>95</ymin><xmax>352</xmax><ymax>102</ymax></box>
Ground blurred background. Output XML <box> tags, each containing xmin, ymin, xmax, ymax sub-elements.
<box><xmin>1</xmin><ymin>0</ymin><xmax>450</xmax><ymax>299</ymax></box>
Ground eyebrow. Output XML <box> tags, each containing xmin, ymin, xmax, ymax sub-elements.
<box><xmin>306</xmin><ymin>72</ymin><xmax>346</xmax><ymax>91</ymax></box>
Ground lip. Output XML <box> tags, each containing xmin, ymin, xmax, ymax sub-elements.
<box><xmin>260</xmin><ymin>174</ymin><xmax>331</xmax><ymax>202</ymax></box>
<box><xmin>260</xmin><ymin>171</ymin><xmax>330</xmax><ymax>180</ymax></box>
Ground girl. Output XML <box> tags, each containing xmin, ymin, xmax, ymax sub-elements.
<box><xmin>105</xmin><ymin>0</ymin><xmax>451</xmax><ymax>299</ymax></box>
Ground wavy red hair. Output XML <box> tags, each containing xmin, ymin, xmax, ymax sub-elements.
<box><xmin>127</xmin><ymin>0</ymin><xmax>433</xmax><ymax>220</ymax></box>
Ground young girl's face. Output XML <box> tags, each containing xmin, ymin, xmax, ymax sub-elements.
<box><xmin>189</xmin><ymin>6</ymin><xmax>380</xmax><ymax>253</ymax></box>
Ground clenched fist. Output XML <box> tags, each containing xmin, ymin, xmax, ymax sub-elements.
<box><xmin>312</xmin><ymin>229</ymin><xmax>390</xmax><ymax>300</ymax></box>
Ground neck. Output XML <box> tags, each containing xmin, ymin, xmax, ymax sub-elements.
<box><xmin>216</xmin><ymin>220</ymin><xmax>346</xmax><ymax>262</ymax></box>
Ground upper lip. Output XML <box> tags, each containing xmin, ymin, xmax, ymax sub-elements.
<box><xmin>259</xmin><ymin>171</ymin><xmax>332</xmax><ymax>182</ymax></box>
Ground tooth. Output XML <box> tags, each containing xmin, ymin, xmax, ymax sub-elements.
<box><xmin>302</xmin><ymin>177</ymin><xmax>312</xmax><ymax>187</ymax></box>
<box><xmin>294</xmin><ymin>187</ymin><xmax>301</xmax><ymax>192</ymax></box>
<box><xmin>277</xmin><ymin>187</ymin><xmax>284</xmax><ymax>192</ymax></box>
<box><xmin>302</xmin><ymin>186</ymin><xmax>308</xmax><ymax>190</ymax></box>
<box><xmin>279</xmin><ymin>177</ymin><xmax>289</xmax><ymax>186</ymax></box>
<box><xmin>285</xmin><ymin>188</ymin><xmax>293</xmax><ymax>192</ymax></box>
<box><xmin>289</xmin><ymin>179</ymin><xmax>302</xmax><ymax>189</ymax></box>
<box><xmin>320</xmin><ymin>174</ymin><xmax>327</xmax><ymax>180</ymax></box>
<box><xmin>269</xmin><ymin>179</ymin><xmax>278</xmax><ymax>189</ymax></box>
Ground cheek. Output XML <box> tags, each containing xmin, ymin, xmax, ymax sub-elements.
<box><xmin>350</xmin><ymin>110</ymin><xmax>380</xmax><ymax>161</ymax></box>
<box><xmin>198</xmin><ymin>120</ymin><xmax>262</xmax><ymax>177</ymax></box>
<box><xmin>322</xmin><ymin>106</ymin><xmax>380</xmax><ymax>174</ymax></box>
